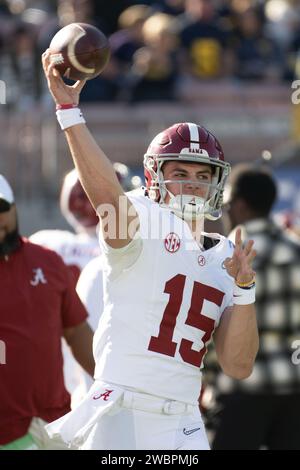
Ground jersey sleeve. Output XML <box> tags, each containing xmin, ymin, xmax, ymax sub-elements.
<box><xmin>76</xmin><ymin>257</ymin><xmax>104</xmax><ymax>330</ymax></box>
<box><xmin>96</xmin><ymin>192</ymin><xmax>151</xmax><ymax>277</ymax></box>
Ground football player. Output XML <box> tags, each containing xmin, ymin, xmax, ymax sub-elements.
<box><xmin>41</xmin><ymin>49</ymin><xmax>258</xmax><ymax>450</ymax></box>
<box><xmin>30</xmin><ymin>166</ymin><xmax>140</xmax><ymax>406</ymax></box>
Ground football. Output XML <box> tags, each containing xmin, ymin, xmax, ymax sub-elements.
<box><xmin>49</xmin><ymin>23</ymin><xmax>110</xmax><ymax>81</ymax></box>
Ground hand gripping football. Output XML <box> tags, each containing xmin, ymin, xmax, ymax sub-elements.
<box><xmin>49</xmin><ymin>23</ymin><xmax>110</xmax><ymax>81</ymax></box>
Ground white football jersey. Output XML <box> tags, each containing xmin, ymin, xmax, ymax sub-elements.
<box><xmin>76</xmin><ymin>256</ymin><xmax>104</xmax><ymax>331</ymax></box>
<box><xmin>29</xmin><ymin>230</ymin><xmax>100</xmax><ymax>272</ymax></box>
<box><xmin>75</xmin><ymin>256</ymin><xmax>105</xmax><ymax>395</ymax></box>
<box><xmin>93</xmin><ymin>191</ymin><xmax>235</xmax><ymax>404</ymax></box>
<box><xmin>29</xmin><ymin>229</ymin><xmax>101</xmax><ymax>407</ymax></box>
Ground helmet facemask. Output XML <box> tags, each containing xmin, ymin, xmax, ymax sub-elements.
<box><xmin>144</xmin><ymin>123</ymin><xmax>231</xmax><ymax>220</ymax></box>
<box><xmin>144</xmin><ymin>154</ymin><xmax>230</xmax><ymax>221</ymax></box>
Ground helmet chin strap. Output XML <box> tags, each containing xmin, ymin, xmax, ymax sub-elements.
<box><xmin>164</xmin><ymin>188</ymin><xmax>206</xmax><ymax>221</ymax></box>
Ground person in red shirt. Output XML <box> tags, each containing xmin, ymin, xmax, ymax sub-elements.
<box><xmin>0</xmin><ymin>174</ymin><xmax>95</xmax><ymax>450</ymax></box>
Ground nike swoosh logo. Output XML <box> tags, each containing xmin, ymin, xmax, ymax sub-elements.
<box><xmin>183</xmin><ymin>427</ymin><xmax>201</xmax><ymax>436</ymax></box>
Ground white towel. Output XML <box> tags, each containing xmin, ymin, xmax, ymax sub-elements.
<box><xmin>45</xmin><ymin>381</ymin><xmax>124</xmax><ymax>448</ymax></box>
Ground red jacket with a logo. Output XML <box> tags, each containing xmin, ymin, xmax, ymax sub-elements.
<box><xmin>0</xmin><ymin>238</ymin><xmax>88</xmax><ymax>444</ymax></box>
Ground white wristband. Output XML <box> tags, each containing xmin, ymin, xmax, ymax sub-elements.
<box><xmin>56</xmin><ymin>108</ymin><xmax>86</xmax><ymax>130</ymax></box>
<box><xmin>233</xmin><ymin>284</ymin><xmax>256</xmax><ymax>305</ymax></box>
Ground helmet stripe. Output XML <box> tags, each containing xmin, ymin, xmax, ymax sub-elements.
<box><xmin>187</xmin><ymin>122</ymin><xmax>200</xmax><ymax>150</ymax></box>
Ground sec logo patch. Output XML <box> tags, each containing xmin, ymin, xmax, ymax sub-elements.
<box><xmin>164</xmin><ymin>232</ymin><xmax>181</xmax><ymax>253</ymax></box>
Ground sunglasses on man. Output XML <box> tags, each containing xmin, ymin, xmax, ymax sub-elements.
<box><xmin>0</xmin><ymin>199</ymin><xmax>12</xmax><ymax>213</ymax></box>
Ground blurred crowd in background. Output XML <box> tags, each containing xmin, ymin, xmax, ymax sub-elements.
<box><xmin>1</xmin><ymin>0</ymin><xmax>300</xmax><ymax>452</ymax></box>
<box><xmin>0</xmin><ymin>0</ymin><xmax>299</xmax><ymax>238</ymax></box>
<box><xmin>1</xmin><ymin>0</ymin><xmax>300</xmax><ymax>108</ymax></box>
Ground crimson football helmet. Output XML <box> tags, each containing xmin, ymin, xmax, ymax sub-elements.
<box><xmin>144</xmin><ymin>122</ymin><xmax>231</xmax><ymax>220</ymax></box>
<box><xmin>61</xmin><ymin>165</ymin><xmax>141</xmax><ymax>232</ymax></box>
<box><xmin>60</xmin><ymin>169</ymin><xmax>99</xmax><ymax>233</ymax></box>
